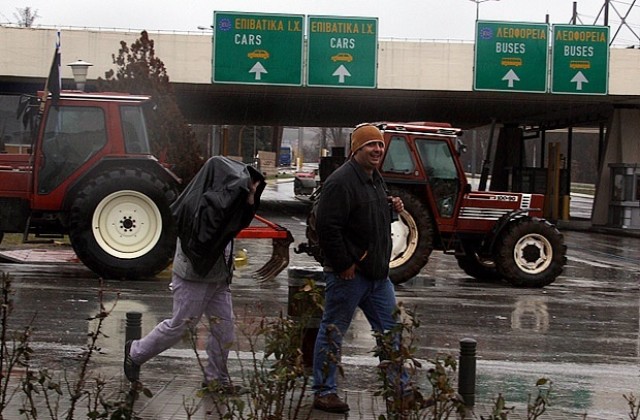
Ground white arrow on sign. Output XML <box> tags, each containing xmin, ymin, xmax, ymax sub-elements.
<box><xmin>332</xmin><ymin>65</ymin><xmax>351</xmax><ymax>84</ymax></box>
<box><xmin>249</xmin><ymin>62</ymin><xmax>268</xmax><ymax>80</ymax></box>
<box><xmin>501</xmin><ymin>69</ymin><xmax>520</xmax><ymax>88</ymax></box>
<box><xmin>571</xmin><ymin>71</ymin><xmax>589</xmax><ymax>90</ymax></box>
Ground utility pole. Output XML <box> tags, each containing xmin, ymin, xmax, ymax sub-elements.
<box><xmin>469</xmin><ymin>0</ymin><xmax>501</xmax><ymax>21</ymax></box>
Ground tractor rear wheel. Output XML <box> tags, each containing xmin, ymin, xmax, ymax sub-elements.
<box><xmin>69</xmin><ymin>168</ymin><xmax>177</xmax><ymax>280</ymax></box>
<box><xmin>495</xmin><ymin>217</ymin><xmax>566</xmax><ymax>287</ymax></box>
<box><xmin>388</xmin><ymin>189</ymin><xmax>434</xmax><ymax>285</ymax></box>
<box><xmin>456</xmin><ymin>251</ymin><xmax>499</xmax><ymax>281</ymax></box>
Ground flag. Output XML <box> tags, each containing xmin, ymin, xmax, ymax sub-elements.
<box><xmin>44</xmin><ymin>31</ymin><xmax>61</xmax><ymax>105</ymax></box>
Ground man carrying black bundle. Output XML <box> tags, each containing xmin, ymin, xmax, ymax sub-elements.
<box><xmin>124</xmin><ymin>156</ymin><xmax>264</xmax><ymax>393</ymax></box>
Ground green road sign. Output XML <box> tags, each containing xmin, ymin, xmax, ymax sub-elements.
<box><xmin>551</xmin><ymin>25</ymin><xmax>609</xmax><ymax>95</ymax></box>
<box><xmin>306</xmin><ymin>16</ymin><xmax>377</xmax><ymax>88</ymax></box>
<box><xmin>474</xmin><ymin>21</ymin><xmax>549</xmax><ymax>93</ymax></box>
<box><xmin>213</xmin><ymin>11</ymin><xmax>304</xmax><ymax>86</ymax></box>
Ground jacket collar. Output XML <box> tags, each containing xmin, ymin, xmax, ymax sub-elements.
<box><xmin>348</xmin><ymin>158</ymin><xmax>381</xmax><ymax>185</ymax></box>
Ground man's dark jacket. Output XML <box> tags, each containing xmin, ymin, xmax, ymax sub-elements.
<box><xmin>170</xmin><ymin>156</ymin><xmax>265</xmax><ymax>276</ymax></box>
<box><xmin>316</xmin><ymin>159</ymin><xmax>392</xmax><ymax>280</ymax></box>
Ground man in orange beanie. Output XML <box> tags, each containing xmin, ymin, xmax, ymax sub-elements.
<box><xmin>349</xmin><ymin>123</ymin><xmax>385</xmax><ymax>156</ymax></box>
<box><xmin>311</xmin><ymin>124</ymin><xmax>426</xmax><ymax>414</ymax></box>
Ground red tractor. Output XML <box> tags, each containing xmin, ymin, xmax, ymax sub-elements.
<box><xmin>297</xmin><ymin>122</ymin><xmax>567</xmax><ymax>287</ymax></box>
<box><xmin>0</xmin><ymin>91</ymin><xmax>291</xmax><ymax>280</ymax></box>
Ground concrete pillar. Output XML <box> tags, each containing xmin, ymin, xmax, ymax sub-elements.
<box><xmin>490</xmin><ymin>124</ymin><xmax>523</xmax><ymax>192</ymax></box>
<box><xmin>592</xmin><ymin>108</ymin><xmax>640</xmax><ymax>226</ymax></box>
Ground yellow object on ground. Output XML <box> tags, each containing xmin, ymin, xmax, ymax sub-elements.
<box><xmin>234</xmin><ymin>248</ymin><xmax>248</xmax><ymax>267</ymax></box>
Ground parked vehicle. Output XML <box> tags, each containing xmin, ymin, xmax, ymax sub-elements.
<box><xmin>279</xmin><ymin>145</ymin><xmax>293</xmax><ymax>167</ymax></box>
<box><xmin>296</xmin><ymin>122</ymin><xmax>567</xmax><ymax>287</ymax></box>
<box><xmin>293</xmin><ymin>168</ymin><xmax>318</xmax><ymax>197</ymax></box>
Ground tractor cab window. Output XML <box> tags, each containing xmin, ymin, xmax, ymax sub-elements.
<box><xmin>38</xmin><ymin>106</ymin><xmax>106</xmax><ymax>194</ymax></box>
<box><xmin>381</xmin><ymin>135</ymin><xmax>416</xmax><ymax>174</ymax></box>
<box><xmin>121</xmin><ymin>106</ymin><xmax>151</xmax><ymax>154</ymax></box>
<box><xmin>415</xmin><ymin>138</ymin><xmax>459</xmax><ymax>218</ymax></box>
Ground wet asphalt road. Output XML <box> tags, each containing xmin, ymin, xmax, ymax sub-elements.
<box><xmin>0</xmin><ymin>180</ymin><xmax>638</xmax><ymax>419</ymax></box>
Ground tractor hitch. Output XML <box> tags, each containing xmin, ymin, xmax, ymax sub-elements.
<box><xmin>236</xmin><ymin>214</ymin><xmax>294</xmax><ymax>281</ymax></box>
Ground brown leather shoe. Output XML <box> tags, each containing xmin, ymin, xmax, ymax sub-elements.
<box><xmin>313</xmin><ymin>393</ymin><xmax>350</xmax><ymax>413</ymax></box>
<box><xmin>123</xmin><ymin>340</ymin><xmax>140</xmax><ymax>382</ymax></box>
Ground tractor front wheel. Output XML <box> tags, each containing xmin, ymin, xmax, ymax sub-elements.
<box><xmin>69</xmin><ymin>168</ymin><xmax>177</xmax><ymax>280</ymax></box>
<box><xmin>495</xmin><ymin>217</ymin><xmax>566</xmax><ymax>287</ymax></box>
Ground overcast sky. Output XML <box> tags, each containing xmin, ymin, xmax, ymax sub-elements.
<box><xmin>2</xmin><ymin>0</ymin><xmax>639</xmax><ymax>46</ymax></box>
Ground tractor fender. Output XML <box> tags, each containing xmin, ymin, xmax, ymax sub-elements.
<box><xmin>63</xmin><ymin>156</ymin><xmax>182</xmax><ymax>212</ymax></box>
<box><xmin>483</xmin><ymin>209</ymin><xmax>531</xmax><ymax>254</ymax></box>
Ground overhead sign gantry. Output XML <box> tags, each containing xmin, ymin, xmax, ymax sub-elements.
<box><xmin>211</xmin><ymin>11</ymin><xmax>377</xmax><ymax>88</ymax></box>
<box><xmin>474</xmin><ymin>20</ymin><xmax>610</xmax><ymax>95</ymax></box>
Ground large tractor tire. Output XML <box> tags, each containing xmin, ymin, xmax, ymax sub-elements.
<box><xmin>68</xmin><ymin>168</ymin><xmax>178</xmax><ymax>280</ymax></box>
<box><xmin>495</xmin><ymin>217</ymin><xmax>566</xmax><ymax>288</ymax></box>
<box><xmin>455</xmin><ymin>250</ymin><xmax>500</xmax><ymax>281</ymax></box>
<box><xmin>388</xmin><ymin>189</ymin><xmax>434</xmax><ymax>285</ymax></box>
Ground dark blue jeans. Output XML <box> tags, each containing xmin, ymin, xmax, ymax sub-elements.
<box><xmin>312</xmin><ymin>271</ymin><xmax>409</xmax><ymax>396</ymax></box>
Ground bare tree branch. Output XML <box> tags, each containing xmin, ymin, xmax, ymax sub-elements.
<box><xmin>14</xmin><ymin>7</ymin><xmax>39</xmax><ymax>27</ymax></box>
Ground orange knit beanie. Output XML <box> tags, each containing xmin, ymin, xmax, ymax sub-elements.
<box><xmin>350</xmin><ymin>124</ymin><xmax>384</xmax><ymax>154</ymax></box>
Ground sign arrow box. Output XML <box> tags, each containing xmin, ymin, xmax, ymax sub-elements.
<box><xmin>332</xmin><ymin>64</ymin><xmax>352</xmax><ymax>83</ymax></box>
<box><xmin>571</xmin><ymin>71</ymin><xmax>589</xmax><ymax>90</ymax></box>
<box><xmin>502</xmin><ymin>69</ymin><xmax>521</xmax><ymax>88</ymax></box>
<box><xmin>213</xmin><ymin>11</ymin><xmax>304</xmax><ymax>86</ymax></box>
<box><xmin>249</xmin><ymin>62</ymin><xmax>268</xmax><ymax>80</ymax></box>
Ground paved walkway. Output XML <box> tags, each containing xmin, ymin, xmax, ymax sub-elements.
<box><xmin>2</xmin><ymin>346</ymin><xmax>609</xmax><ymax>420</ymax></box>
<box><xmin>128</xmin><ymin>372</ymin><xmax>571</xmax><ymax>419</ymax></box>
<box><xmin>93</xmin><ymin>348</ymin><xmax>584</xmax><ymax>419</ymax></box>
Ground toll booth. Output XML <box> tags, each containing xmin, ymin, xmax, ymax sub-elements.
<box><xmin>608</xmin><ymin>163</ymin><xmax>640</xmax><ymax>229</ymax></box>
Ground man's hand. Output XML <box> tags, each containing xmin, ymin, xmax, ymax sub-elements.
<box><xmin>247</xmin><ymin>180</ymin><xmax>260</xmax><ymax>205</ymax></box>
<box><xmin>339</xmin><ymin>264</ymin><xmax>356</xmax><ymax>280</ymax></box>
<box><xmin>389</xmin><ymin>196</ymin><xmax>404</xmax><ymax>213</ymax></box>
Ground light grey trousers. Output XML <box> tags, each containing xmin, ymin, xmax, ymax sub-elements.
<box><xmin>130</xmin><ymin>273</ymin><xmax>235</xmax><ymax>384</ymax></box>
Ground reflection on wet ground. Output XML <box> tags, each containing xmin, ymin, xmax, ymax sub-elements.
<box><xmin>0</xmin><ymin>180</ymin><xmax>638</xmax><ymax>419</ymax></box>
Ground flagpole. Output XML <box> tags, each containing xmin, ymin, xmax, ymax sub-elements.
<box><xmin>41</xmin><ymin>30</ymin><xmax>61</xmax><ymax>113</ymax></box>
